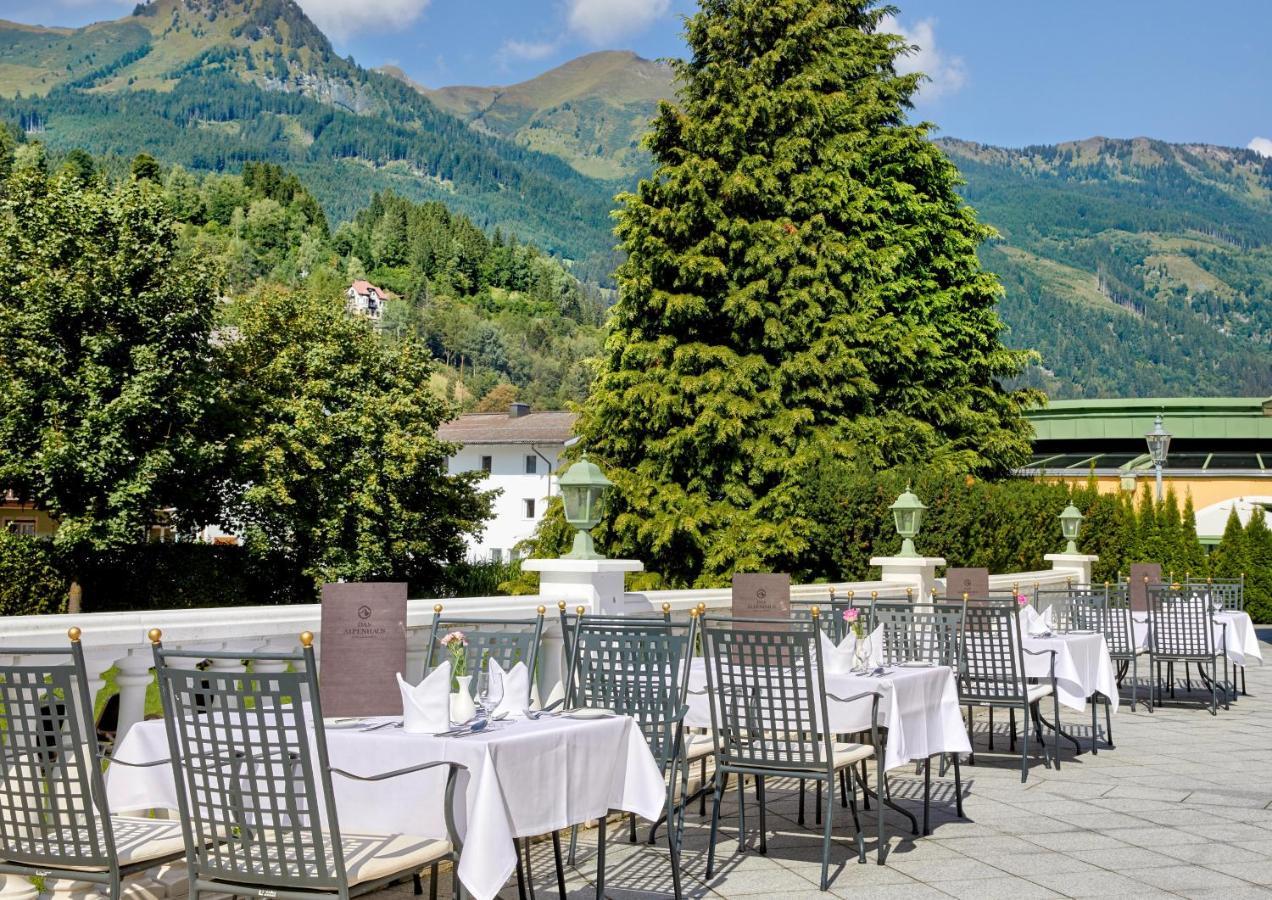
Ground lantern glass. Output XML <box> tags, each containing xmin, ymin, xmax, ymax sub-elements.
<box><xmin>1145</xmin><ymin>415</ymin><xmax>1171</xmax><ymax>467</ymax></box>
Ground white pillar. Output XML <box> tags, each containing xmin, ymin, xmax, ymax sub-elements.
<box><xmin>1043</xmin><ymin>553</ymin><xmax>1099</xmax><ymax>587</ymax></box>
<box><xmin>520</xmin><ymin>558</ymin><xmax>648</xmax><ymax>615</ymax></box>
<box><xmin>251</xmin><ymin>640</ymin><xmax>293</xmax><ymax>707</ymax></box>
<box><xmin>113</xmin><ymin>650</ymin><xmax>154</xmax><ymax>743</ymax></box>
<box><xmin>869</xmin><ymin>556</ymin><xmax>947</xmax><ymax>600</ymax></box>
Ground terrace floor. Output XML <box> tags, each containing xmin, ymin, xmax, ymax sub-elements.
<box><xmin>386</xmin><ymin>639</ymin><xmax>1272</xmax><ymax>899</ymax></box>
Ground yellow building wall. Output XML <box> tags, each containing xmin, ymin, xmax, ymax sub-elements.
<box><xmin>1</xmin><ymin>503</ymin><xmax>59</xmax><ymax>537</ymax></box>
<box><xmin>1042</xmin><ymin>474</ymin><xmax>1269</xmax><ymax>510</ymax></box>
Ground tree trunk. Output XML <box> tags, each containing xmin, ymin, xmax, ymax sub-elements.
<box><xmin>68</xmin><ymin>579</ymin><xmax>82</xmax><ymax>615</ymax></box>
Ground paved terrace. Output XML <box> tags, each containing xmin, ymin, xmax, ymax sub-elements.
<box><xmin>392</xmin><ymin>633</ymin><xmax>1272</xmax><ymax>899</ymax></box>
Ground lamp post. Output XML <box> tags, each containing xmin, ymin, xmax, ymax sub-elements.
<box><xmin>1144</xmin><ymin>414</ymin><xmax>1171</xmax><ymax>502</ymax></box>
<box><xmin>558</xmin><ymin>454</ymin><xmax>612</xmax><ymax>560</ymax></box>
<box><xmin>1059</xmin><ymin>503</ymin><xmax>1084</xmax><ymax>554</ymax></box>
<box><xmin>889</xmin><ymin>484</ymin><xmax>927</xmax><ymax>558</ymax></box>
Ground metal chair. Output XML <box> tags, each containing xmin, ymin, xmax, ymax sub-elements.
<box><xmin>1188</xmin><ymin>576</ymin><xmax>1247</xmax><ymax>696</ymax></box>
<box><xmin>0</xmin><ymin>628</ymin><xmax>188</xmax><ymax>898</ymax></box>
<box><xmin>1147</xmin><ymin>587</ymin><xmax>1228</xmax><ymax>715</ymax></box>
<box><xmin>150</xmin><ymin>629</ymin><xmax>464</xmax><ymax>900</ymax></box>
<box><xmin>958</xmin><ymin>599</ymin><xmax>1060</xmax><ymax>783</ymax></box>
<box><xmin>562</xmin><ymin>611</ymin><xmax>700</xmax><ymax>900</ymax></box>
<box><xmin>872</xmin><ymin>600</ymin><xmax>966</xmax><ymax>833</ymax></box>
<box><xmin>701</xmin><ymin>611</ymin><xmax>885</xmax><ymax>891</ymax></box>
<box><xmin>790</xmin><ymin>588</ymin><xmax>878</xmax><ymax>641</ymax></box>
<box><xmin>425</xmin><ymin>604</ymin><xmax>546</xmax><ymax>682</ymax></box>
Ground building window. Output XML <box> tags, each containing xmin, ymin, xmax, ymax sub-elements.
<box><xmin>490</xmin><ymin>548</ymin><xmax>503</xmax><ymax>563</ymax></box>
<box><xmin>148</xmin><ymin>524</ymin><xmax>177</xmax><ymax>544</ymax></box>
<box><xmin>480</xmin><ymin>455</ymin><xmax>493</xmax><ymax>473</ymax></box>
<box><xmin>525</xmin><ymin>454</ymin><xmax>537</xmax><ymax>474</ymax></box>
<box><xmin>4</xmin><ymin>519</ymin><xmax>36</xmax><ymax>536</ymax></box>
<box><xmin>524</xmin><ymin>499</ymin><xmax>536</xmax><ymax>519</ymax></box>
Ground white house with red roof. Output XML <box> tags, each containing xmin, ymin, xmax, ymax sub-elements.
<box><xmin>345</xmin><ymin>280</ymin><xmax>393</xmax><ymax>319</ymax></box>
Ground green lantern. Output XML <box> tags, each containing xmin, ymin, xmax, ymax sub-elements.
<box><xmin>559</xmin><ymin>454</ymin><xmax>612</xmax><ymax>560</ymax></box>
<box><xmin>1059</xmin><ymin>503</ymin><xmax>1084</xmax><ymax>554</ymax></box>
<box><xmin>889</xmin><ymin>484</ymin><xmax>927</xmax><ymax>558</ymax></box>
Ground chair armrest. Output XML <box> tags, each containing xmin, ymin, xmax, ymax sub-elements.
<box><xmin>826</xmin><ymin>690</ymin><xmax>883</xmax><ymax>705</ymax></box>
<box><xmin>330</xmin><ymin>760</ymin><xmax>468</xmax><ymax>783</ymax></box>
<box><xmin>539</xmin><ymin>698</ymin><xmax>565</xmax><ymax>712</ymax></box>
<box><xmin>106</xmin><ymin>756</ymin><xmax>172</xmax><ymax>768</ymax></box>
<box><xmin>1022</xmin><ymin>648</ymin><xmax>1057</xmax><ymax>657</ymax></box>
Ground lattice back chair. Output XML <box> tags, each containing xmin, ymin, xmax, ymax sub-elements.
<box><xmin>151</xmin><ymin>630</ymin><xmax>463</xmax><ymax>899</ymax></box>
<box><xmin>1036</xmin><ymin>587</ymin><xmax>1106</xmax><ymax>633</ymax></box>
<box><xmin>425</xmin><ymin>604</ymin><xmax>546</xmax><ymax>693</ymax></box>
<box><xmin>1186</xmin><ymin>577</ymin><xmax>1245</xmax><ymax>612</ymax></box>
<box><xmin>557</xmin><ymin>601</ymin><xmax>674</xmax><ymax>680</ymax></box>
<box><xmin>562</xmin><ymin>612</ymin><xmax>699</xmax><ymax>899</ymax></box>
<box><xmin>701</xmin><ymin>611</ymin><xmax>885</xmax><ymax>890</ymax></box>
<box><xmin>0</xmin><ymin>629</ymin><xmax>188</xmax><ymax>897</ymax></box>
<box><xmin>872</xmin><ymin>600</ymin><xmax>964</xmax><ymax>668</ymax></box>
<box><xmin>1147</xmin><ymin>586</ymin><xmax>1227</xmax><ymax>715</ymax></box>
<box><xmin>790</xmin><ymin>588</ymin><xmax>878</xmax><ymax>641</ymax></box>
<box><xmin>958</xmin><ymin>599</ymin><xmax>1060</xmax><ymax>782</ymax></box>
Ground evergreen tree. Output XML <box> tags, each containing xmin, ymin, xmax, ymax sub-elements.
<box><xmin>575</xmin><ymin>0</ymin><xmax>1040</xmax><ymax>585</ymax></box>
<box><xmin>1178</xmin><ymin>493</ymin><xmax>1207</xmax><ymax>580</ymax></box>
<box><xmin>1132</xmin><ymin>484</ymin><xmax>1160</xmax><ymax>565</ymax></box>
<box><xmin>1242</xmin><ymin>507</ymin><xmax>1271</xmax><ymax>622</ymax></box>
<box><xmin>1159</xmin><ymin>486</ymin><xmax>1183</xmax><ymax>579</ymax></box>
<box><xmin>1210</xmin><ymin>507</ymin><xmax>1247</xmax><ymax>583</ymax></box>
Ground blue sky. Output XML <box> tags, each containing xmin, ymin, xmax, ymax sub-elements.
<box><xmin>5</xmin><ymin>0</ymin><xmax>1270</xmax><ymax>153</ymax></box>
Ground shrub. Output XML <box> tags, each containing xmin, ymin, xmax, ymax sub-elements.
<box><xmin>0</xmin><ymin>533</ymin><xmax>69</xmax><ymax>616</ymax></box>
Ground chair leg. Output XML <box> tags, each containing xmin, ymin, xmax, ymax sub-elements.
<box><xmin>815</xmin><ymin>773</ymin><xmax>822</xmax><ymax>825</ymax></box>
<box><xmin>595</xmin><ymin>812</ymin><xmax>606</xmax><ymax>900</ymax></box>
<box><xmin>798</xmin><ymin>778</ymin><xmax>806</xmax><ymax>826</ymax></box>
<box><xmin>859</xmin><ymin>761</ymin><xmax>870</xmax><ymax>810</ymax></box>
<box><xmin>1020</xmin><ymin>705</ymin><xmax>1032</xmax><ymax>783</ymax></box>
<box><xmin>515</xmin><ymin>840</ymin><xmax>529</xmax><ymax>900</ymax></box>
<box><xmin>1009</xmin><ymin>708</ymin><xmax>1017</xmax><ymax>752</ymax></box>
<box><xmin>875</xmin><ymin>758</ymin><xmax>887</xmax><ymax>865</ymax></box>
<box><xmin>1052</xmin><ymin>689</ymin><xmax>1063</xmax><ymax>770</ymax></box>
<box><xmin>629</xmin><ymin>812</ymin><xmax>637</xmax><ymax>843</ymax></box>
<box><xmin>988</xmin><ymin>706</ymin><xmax>995</xmax><ymax>751</ymax></box>
<box><xmin>757</xmin><ymin>775</ymin><xmax>768</xmax><ymax>855</ymax></box>
<box><xmin>567</xmin><ymin>824</ymin><xmax>578</xmax><ymax>867</ymax></box>
<box><xmin>551</xmin><ymin>831</ymin><xmax>567</xmax><ymax>900</ymax></box>
<box><xmin>1104</xmin><ymin>696</ymin><xmax>1114</xmax><ymax>749</ymax></box>
<box><xmin>699</xmin><ymin>757</ymin><xmax>708</xmax><ymax>815</ymax></box>
<box><xmin>705</xmin><ymin>771</ymin><xmax>724</xmax><ymax>879</ymax></box>
<box><xmin>839</xmin><ymin>768</ymin><xmax>849</xmax><ymax>808</ymax></box>
<box><xmin>820</xmin><ymin>778</ymin><xmax>835</xmax><ymax>891</ymax></box>
<box><xmin>1090</xmin><ymin>697</ymin><xmax>1098</xmax><ymax>755</ymax></box>
<box><xmin>737</xmin><ymin>770</ymin><xmax>748</xmax><ymax>853</ymax></box>
<box><xmin>953</xmin><ymin>752</ymin><xmax>964</xmax><ymax>817</ymax></box>
<box><xmin>845</xmin><ymin>769</ymin><xmax>864</xmax><ymax>863</ymax></box>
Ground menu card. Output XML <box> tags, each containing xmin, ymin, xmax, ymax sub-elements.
<box><xmin>945</xmin><ymin>568</ymin><xmax>990</xmax><ymax>600</ymax></box>
<box><xmin>317</xmin><ymin>582</ymin><xmax>408</xmax><ymax>718</ymax></box>
<box><xmin>1129</xmin><ymin>562</ymin><xmax>1162</xmax><ymax>612</ymax></box>
<box><xmin>732</xmin><ymin>573</ymin><xmax>792</xmax><ymax>619</ymax></box>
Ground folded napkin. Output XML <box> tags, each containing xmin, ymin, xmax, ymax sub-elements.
<box><xmin>1028</xmin><ymin>605</ymin><xmax>1055</xmax><ymax>636</ymax></box>
<box><xmin>489</xmin><ymin>659</ymin><xmax>531</xmax><ymax>717</ymax></box>
<box><xmin>819</xmin><ymin>625</ymin><xmax>884</xmax><ymax>674</ymax></box>
<box><xmin>396</xmin><ymin>660</ymin><xmax>451</xmax><ymax>735</ymax></box>
<box><xmin>1018</xmin><ymin>604</ymin><xmax>1040</xmax><ymax>634</ymax></box>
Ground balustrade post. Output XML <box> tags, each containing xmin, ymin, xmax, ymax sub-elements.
<box><xmin>869</xmin><ymin>555</ymin><xmax>947</xmax><ymax>599</ymax></box>
<box><xmin>1043</xmin><ymin>552</ymin><xmax>1099</xmax><ymax>587</ymax></box>
<box><xmin>251</xmin><ymin>639</ymin><xmax>294</xmax><ymax>707</ymax></box>
<box><xmin>405</xmin><ymin>628</ymin><xmax>431</xmax><ymax>683</ymax></box>
<box><xmin>113</xmin><ymin>650</ymin><xmax>154</xmax><ymax>743</ymax></box>
<box><xmin>207</xmin><ymin>649</ymin><xmax>247</xmax><ymax>710</ymax></box>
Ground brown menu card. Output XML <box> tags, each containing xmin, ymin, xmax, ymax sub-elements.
<box><xmin>732</xmin><ymin>573</ymin><xmax>792</xmax><ymax>619</ymax></box>
<box><xmin>945</xmin><ymin>568</ymin><xmax>990</xmax><ymax>600</ymax></box>
<box><xmin>1129</xmin><ymin>562</ymin><xmax>1162</xmax><ymax>612</ymax></box>
<box><xmin>318</xmin><ymin>582</ymin><xmax>408</xmax><ymax>718</ymax></box>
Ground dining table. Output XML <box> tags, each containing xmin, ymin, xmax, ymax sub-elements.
<box><xmin>1130</xmin><ymin>609</ymin><xmax>1263</xmax><ymax>667</ymax></box>
<box><xmin>108</xmin><ymin>710</ymin><xmax>667</xmax><ymax>900</ymax></box>
<box><xmin>682</xmin><ymin>658</ymin><xmax>971</xmax><ymax>772</ymax></box>
<box><xmin>1021</xmin><ymin>629</ymin><xmax>1120</xmax><ymax>713</ymax></box>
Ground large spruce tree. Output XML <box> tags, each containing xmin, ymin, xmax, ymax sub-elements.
<box><xmin>578</xmin><ymin>0</ymin><xmax>1040</xmax><ymax>585</ymax></box>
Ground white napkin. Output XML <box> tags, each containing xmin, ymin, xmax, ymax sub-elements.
<box><xmin>1029</xmin><ymin>605</ymin><xmax>1055</xmax><ymax>636</ymax></box>
<box><xmin>490</xmin><ymin>659</ymin><xmax>531</xmax><ymax>717</ymax></box>
<box><xmin>818</xmin><ymin>625</ymin><xmax>884</xmax><ymax>674</ymax></box>
<box><xmin>396</xmin><ymin>660</ymin><xmax>451</xmax><ymax>734</ymax></box>
<box><xmin>1018</xmin><ymin>604</ymin><xmax>1040</xmax><ymax>634</ymax></box>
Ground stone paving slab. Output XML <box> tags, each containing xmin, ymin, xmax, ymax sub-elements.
<box><xmin>379</xmin><ymin>646</ymin><xmax>1272</xmax><ymax>898</ymax></box>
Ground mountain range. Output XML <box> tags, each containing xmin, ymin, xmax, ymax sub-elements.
<box><xmin>0</xmin><ymin>0</ymin><xmax>1269</xmax><ymax>398</ymax></box>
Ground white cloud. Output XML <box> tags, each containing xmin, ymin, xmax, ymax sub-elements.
<box><xmin>1249</xmin><ymin>137</ymin><xmax>1272</xmax><ymax>158</ymax></box>
<box><xmin>500</xmin><ymin>38</ymin><xmax>561</xmax><ymax>62</ymax></box>
<box><xmin>880</xmin><ymin>14</ymin><xmax>967</xmax><ymax>102</ymax></box>
<box><xmin>565</xmin><ymin>0</ymin><xmax>671</xmax><ymax>45</ymax></box>
<box><xmin>295</xmin><ymin>0</ymin><xmax>431</xmax><ymax>40</ymax></box>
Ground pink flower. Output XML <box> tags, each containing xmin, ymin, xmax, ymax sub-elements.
<box><xmin>842</xmin><ymin>608</ymin><xmax>860</xmax><ymax>622</ymax></box>
<box><xmin>1017</xmin><ymin>594</ymin><xmax>1028</xmax><ymax>606</ymax></box>
<box><xmin>440</xmin><ymin>630</ymin><xmax>468</xmax><ymax>648</ymax></box>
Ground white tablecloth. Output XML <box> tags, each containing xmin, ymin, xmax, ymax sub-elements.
<box><xmin>684</xmin><ymin>659</ymin><xmax>970</xmax><ymax>771</ymax></box>
<box><xmin>108</xmin><ymin>714</ymin><xmax>666</xmax><ymax>900</ymax></box>
<box><xmin>1131</xmin><ymin>610</ymin><xmax>1263</xmax><ymax>666</ymax></box>
<box><xmin>1022</xmin><ymin>632</ymin><xmax>1118</xmax><ymax>713</ymax></box>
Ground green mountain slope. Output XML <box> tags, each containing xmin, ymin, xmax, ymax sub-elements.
<box><xmin>394</xmin><ymin>50</ymin><xmax>676</xmax><ymax>181</ymax></box>
<box><xmin>0</xmin><ymin>0</ymin><xmax>618</xmax><ymax>279</ymax></box>
<box><xmin>938</xmin><ymin>137</ymin><xmax>1272</xmax><ymax>397</ymax></box>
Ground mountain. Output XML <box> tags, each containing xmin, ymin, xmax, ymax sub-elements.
<box><xmin>389</xmin><ymin>51</ymin><xmax>676</xmax><ymax>181</ymax></box>
<box><xmin>938</xmin><ymin>137</ymin><xmax>1272</xmax><ymax>397</ymax></box>
<box><xmin>0</xmin><ymin>0</ymin><xmax>618</xmax><ymax>279</ymax></box>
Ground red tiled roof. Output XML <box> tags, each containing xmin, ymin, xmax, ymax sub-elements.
<box><xmin>437</xmin><ymin>411</ymin><xmax>577</xmax><ymax>445</ymax></box>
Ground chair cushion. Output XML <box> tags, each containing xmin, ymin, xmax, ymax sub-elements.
<box><xmin>831</xmin><ymin>742</ymin><xmax>875</xmax><ymax>769</ymax></box>
<box><xmin>687</xmin><ymin>733</ymin><xmax>715</xmax><ymax>761</ymax></box>
<box><xmin>1</xmin><ymin>816</ymin><xmax>188</xmax><ymax>871</ymax></box>
<box><xmin>1027</xmin><ymin>683</ymin><xmax>1054</xmax><ymax>703</ymax></box>
<box><xmin>337</xmin><ymin>832</ymin><xmax>451</xmax><ymax>886</ymax></box>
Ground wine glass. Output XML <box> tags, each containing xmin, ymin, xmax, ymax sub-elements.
<box><xmin>474</xmin><ymin>670</ymin><xmax>491</xmax><ymax>718</ymax></box>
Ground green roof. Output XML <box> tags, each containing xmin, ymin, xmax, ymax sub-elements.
<box><xmin>1026</xmin><ymin>397</ymin><xmax>1272</xmax><ymax>443</ymax></box>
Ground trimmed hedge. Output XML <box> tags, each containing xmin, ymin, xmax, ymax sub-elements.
<box><xmin>0</xmin><ymin>532</ymin><xmax>69</xmax><ymax>616</ymax></box>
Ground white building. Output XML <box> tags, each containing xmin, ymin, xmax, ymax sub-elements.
<box><xmin>345</xmin><ymin>280</ymin><xmax>392</xmax><ymax>320</ymax></box>
<box><xmin>438</xmin><ymin>404</ymin><xmax>577</xmax><ymax>562</ymax></box>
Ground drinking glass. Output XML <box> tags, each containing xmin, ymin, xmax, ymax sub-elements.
<box><xmin>475</xmin><ymin>670</ymin><xmax>491</xmax><ymax>717</ymax></box>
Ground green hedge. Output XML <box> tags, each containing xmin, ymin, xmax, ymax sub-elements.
<box><xmin>0</xmin><ymin>532</ymin><xmax>69</xmax><ymax>616</ymax></box>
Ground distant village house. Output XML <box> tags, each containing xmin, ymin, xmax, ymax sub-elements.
<box><xmin>345</xmin><ymin>280</ymin><xmax>394</xmax><ymax>320</ymax></box>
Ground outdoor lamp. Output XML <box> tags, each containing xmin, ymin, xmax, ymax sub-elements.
<box><xmin>559</xmin><ymin>454</ymin><xmax>612</xmax><ymax>560</ymax></box>
<box><xmin>1145</xmin><ymin>414</ymin><xmax>1171</xmax><ymax>502</ymax></box>
<box><xmin>889</xmin><ymin>484</ymin><xmax>927</xmax><ymax>558</ymax></box>
<box><xmin>1059</xmin><ymin>503</ymin><xmax>1084</xmax><ymax>554</ymax></box>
